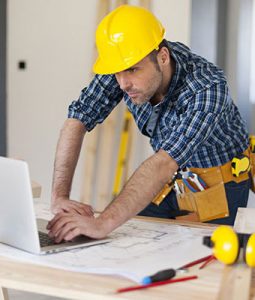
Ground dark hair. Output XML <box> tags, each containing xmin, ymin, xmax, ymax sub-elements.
<box><xmin>148</xmin><ymin>39</ymin><xmax>170</xmax><ymax>71</ymax></box>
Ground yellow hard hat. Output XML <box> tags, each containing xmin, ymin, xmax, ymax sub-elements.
<box><xmin>93</xmin><ymin>5</ymin><xmax>165</xmax><ymax>74</ymax></box>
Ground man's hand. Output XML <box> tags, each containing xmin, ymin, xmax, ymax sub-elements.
<box><xmin>51</xmin><ymin>197</ymin><xmax>94</xmax><ymax>216</ymax></box>
<box><xmin>47</xmin><ymin>212</ymin><xmax>106</xmax><ymax>242</ymax></box>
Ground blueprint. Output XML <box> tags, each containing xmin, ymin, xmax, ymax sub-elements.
<box><xmin>0</xmin><ymin>200</ymin><xmax>213</xmax><ymax>282</ymax></box>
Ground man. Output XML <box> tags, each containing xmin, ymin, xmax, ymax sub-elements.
<box><xmin>47</xmin><ymin>5</ymin><xmax>250</xmax><ymax>242</ymax></box>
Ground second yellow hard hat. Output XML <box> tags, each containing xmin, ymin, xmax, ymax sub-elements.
<box><xmin>93</xmin><ymin>5</ymin><xmax>165</xmax><ymax>75</ymax></box>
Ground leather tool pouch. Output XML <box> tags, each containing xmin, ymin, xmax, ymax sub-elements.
<box><xmin>176</xmin><ymin>168</ymin><xmax>229</xmax><ymax>222</ymax></box>
<box><xmin>250</xmin><ymin>151</ymin><xmax>255</xmax><ymax>193</ymax></box>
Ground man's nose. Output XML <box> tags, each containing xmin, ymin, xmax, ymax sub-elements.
<box><xmin>116</xmin><ymin>74</ymin><xmax>132</xmax><ymax>91</ymax></box>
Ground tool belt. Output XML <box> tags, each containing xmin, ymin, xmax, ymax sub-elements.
<box><xmin>152</xmin><ymin>147</ymin><xmax>252</xmax><ymax>222</ymax></box>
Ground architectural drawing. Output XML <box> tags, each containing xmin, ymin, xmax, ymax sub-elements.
<box><xmin>0</xmin><ymin>201</ymin><xmax>213</xmax><ymax>282</ymax></box>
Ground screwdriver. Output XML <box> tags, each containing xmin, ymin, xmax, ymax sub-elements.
<box><xmin>141</xmin><ymin>255</ymin><xmax>213</xmax><ymax>284</ymax></box>
<box><xmin>141</xmin><ymin>268</ymin><xmax>185</xmax><ymax>284</ymax></box>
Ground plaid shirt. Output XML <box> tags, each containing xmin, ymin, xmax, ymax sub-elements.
<box><xmin>68</xmin><ymin>41</ymin><xmax>249</xmax><ymax>168</ymax></box>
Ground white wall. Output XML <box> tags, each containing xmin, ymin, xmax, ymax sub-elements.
<box><xmin>153</xmin><ymin>0</ymin><xmax>191</xmax><ymax>44</ymax></box>
<box><xmin>250</xmin><ymin>0</ymin><xmax>255</xmax><ymax>104</ymax></box>
<box><xmin>7</xmin><ymin>0</ymin><xmax>191</xmax><ymax>204</ymax></box>
<box><xmin>7</xmin><ymin>0</ymin><xmax>98</xmax><ymax>201</ymax></box>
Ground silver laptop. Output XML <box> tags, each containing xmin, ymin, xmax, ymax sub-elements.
<box><xmin>0</xmin><ymin>156</ymin><xmax>109</xmax><ymax>254</ymax></box>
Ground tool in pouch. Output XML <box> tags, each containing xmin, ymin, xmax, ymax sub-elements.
<box><xmin>151</xmin><ymin>170</ymin><xmax>208</xmax><ymax>201</ymax></box>
<box><xmin>152</xmin><ymin>178</ymin><xmax>175</xmax><ymax>206</ymax></box>
<box><xmin>152</xmin><ymin>167</ymin><xmax>229</xmax><ymax>222</ymax></box>
<box><xmin>152</xmin><ymin>170</ymin><xmax>207</xmax><ymax>206</ymax></box>
<box><xmin>174</xmin><ymin>167</ymin><xmax>229</xmax><ymax>222</ymax></box>
<box><xmin>178</xmin><ymin>170</ymin><xmax>207</xmax><ymax>193</ymax></box>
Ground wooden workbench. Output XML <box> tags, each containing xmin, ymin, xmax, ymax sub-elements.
<box><xmin>0</xmin><ymin>219</ymin><xmax>254</xmax><ymax>300</ymax></box>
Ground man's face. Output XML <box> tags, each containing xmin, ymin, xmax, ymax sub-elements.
<box><xmin>115</xmin><ymin>54</ymin><xmax>163</xmax><ymax>105</ymax></box>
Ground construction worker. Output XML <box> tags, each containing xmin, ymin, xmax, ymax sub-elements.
<box><xmin>47</xmin><ymin>5</ymin><xmax>250</xmax><ymax>242</ymax></box>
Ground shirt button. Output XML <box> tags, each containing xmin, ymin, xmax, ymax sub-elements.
<box><xmin>148</xmin><ymin>129</ymin><xmax>152</xmax><ymax>133</ymax></box>
<box><xmin>155</xmin><ymin>110</ymin><xmax>159</xmax><ymax>113</ymax></box>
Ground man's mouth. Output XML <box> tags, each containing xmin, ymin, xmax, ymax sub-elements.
<box><xmin>127</xmin><ymin>91</ymin><xmax>139</xmax><ymax>98</ymax></box>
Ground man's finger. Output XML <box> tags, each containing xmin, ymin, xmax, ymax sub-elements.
<box><xmin>54</xmin><ymin>221</ymin><xmax>80</xmax><ymax>243</ymax></box>
<box><xmin>48</xmin><ymin>215</ymin><xmax>73</xmax><ymax>237</ymax></box>
<box><xmin>70</xmin><ymin>202</ymin><xmax>94</xmax><ymax>216</ymax></box>
<box><xmin>81</xmin><ymin>206</ymin><xmax>94</xmax><ymax>216</ymax></box>
<box><xmin>47</xmin><ymin>212</ymin><xmax>67</xmax><ymax>230</ymax></box>
<box><xmin>64</xmin><ymin>227</ymin><xmax>81</xmax><ymax>241</ymax></box>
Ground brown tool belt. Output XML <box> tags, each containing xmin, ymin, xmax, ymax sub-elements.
<box><xmin>152</xmin><ymin>148</ymin><xmax>251</xmax><ymax>222</ymax></box>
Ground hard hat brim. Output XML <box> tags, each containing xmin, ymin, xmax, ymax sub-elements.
<box><xmin>93</xmin><ymin>56</ymin><xmax>117</xmax><ymax>75</ymax></box>
<box><xmin>93</xmin><ymin>37</ymin><xmax>165</xmax><ymax>75</ymax></box>
<box><xmin>93</xmin><ymin>54</ymin><xmax>147</xmax><ymax>75</ymax></box>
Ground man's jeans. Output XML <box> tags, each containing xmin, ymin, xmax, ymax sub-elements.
<box><xmin>138</xmin><ymin>179</ymin><xmax>251</xmax><ymax>225</ymax></box>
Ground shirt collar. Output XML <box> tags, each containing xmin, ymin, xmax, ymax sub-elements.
<box><xmin>168</xmin><ymin>48</ymin><xmax>181</xmax><ymax>94</ymax></box>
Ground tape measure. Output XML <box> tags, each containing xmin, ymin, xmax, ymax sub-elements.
<box><xmin>231</xmin><ymin>154</ymin><xmax>250</xmax><ymax>177</ymax></box>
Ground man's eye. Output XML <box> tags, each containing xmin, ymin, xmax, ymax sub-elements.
<box><xmin>129</xmin><ymin>68</ymin><xmax>137</xmax><ymax>73</ymax></box>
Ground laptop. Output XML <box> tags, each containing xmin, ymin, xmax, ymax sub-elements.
<box><xmin>0</xmin><ymin>156</ymin><xmax>109</xmax><ymax>254</ymax></box>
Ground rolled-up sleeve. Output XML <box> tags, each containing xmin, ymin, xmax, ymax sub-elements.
<box><xmin>160</xmin><ymin>83</ymin><xmax>228</xmax><ymax>167</ymax></box>
<box><xmin>68</xmin><ymin>74</ymin><xmax>123</xmax><ymax>131</ymax></box>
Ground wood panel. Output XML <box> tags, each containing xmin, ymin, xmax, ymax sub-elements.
<box><xmin>80</xmin><ymin>0</ymin><xmax>111</xmax><ymax>208</ymax></box>
<box><xmin>0</xmin><ymin>288</ymin><xmax>9</xmax><ymax>300</ymax></box>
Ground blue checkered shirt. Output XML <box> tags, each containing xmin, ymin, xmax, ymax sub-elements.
<box><xmin>68</xmin><ymin>41</ymin><xmax>249</xmax><ymax>168</ymax></box>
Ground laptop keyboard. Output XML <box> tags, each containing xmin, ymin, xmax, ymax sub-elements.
<box><xmin>39</xmin><ymin>231</ymin><xmax>56</xmax><ymax>247</ymax></box>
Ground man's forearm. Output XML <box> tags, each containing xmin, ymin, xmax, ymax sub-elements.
<box><xmin>51</xmin><ymin>118</ymin><xmax>86</xmax><ymax>202</ymax></box>
<box><xmin>98</xmin><ymin>149</ymin><xmax>179</xmax><ymax>234</ymax></box>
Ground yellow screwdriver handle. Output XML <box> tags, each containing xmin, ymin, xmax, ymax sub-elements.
<box><xmin>152</xmin><ymin>183</ymin><xmax>173</xmax><ymax>206</ymax></box>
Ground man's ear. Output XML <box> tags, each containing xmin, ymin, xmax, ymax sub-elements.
<box><xmin>158</xmin><ymin>47</ymin><xmax>170</xmax><ymax>65</ymax></box>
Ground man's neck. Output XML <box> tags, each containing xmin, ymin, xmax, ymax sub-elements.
<box><xmin>150</xmin><ymin>58</ymin><xmax>176</xmax><ymax>106</ymax></box>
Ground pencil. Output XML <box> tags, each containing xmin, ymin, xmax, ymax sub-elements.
<box><xmin>116</xmin><ymin>275</ymin><xmax>198</xmax><ymax>293</ymax></box>
<box><xmin>181</xmin><ymin>255</ymin><xmax>212</xmax><ymax>269</ymax></box>
<box><xmin>199</xmin><ymin>255</ymin><xmax>216</xmax><ymax>269</ymax></box>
